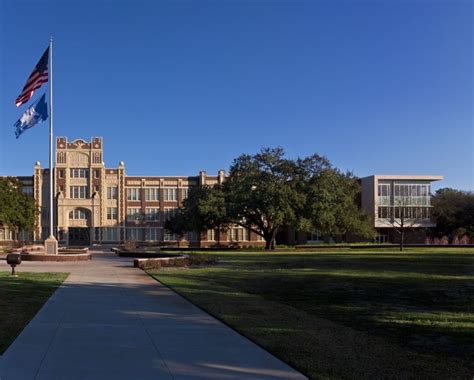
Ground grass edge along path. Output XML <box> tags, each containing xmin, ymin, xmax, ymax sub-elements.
<box><xmin>0</xmin><ymin>271</ymin><xmax>68</xmax><ymax>355</ymax></box>
<box><xmin>147</xmin><ymin>258</ymin><xmax>472</xmax><ymax>380</ymax></box>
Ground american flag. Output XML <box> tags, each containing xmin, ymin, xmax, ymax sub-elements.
<box><xmin>15</xmin><ymin>47</ymin><xmax>49</xmax><ymax>107</ymax></box>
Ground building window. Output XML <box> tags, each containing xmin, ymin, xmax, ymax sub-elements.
<box><xmin>144</xmin><ymin>228</ymin><xmax>162</xmax><ymax>241</ymax></box>
<box><xmin>164</xmin><ymin>230</ymin><xmax>178</xmax><ymax>241</ymax></box>
<box><xmin>394</xmin><ymin>183</ymin><xmax>431</xmax><ymax>207</ymax></box>
<box><xmin>127</xmin><ymin>208</ymin><xmax>142</xmax><ymax>221</ymax></box>
<box><xmin>378</xmin><ymin>182</ymin><xmax>391</xmax><ymax>206</ymax></box>
<box><xmin>145</xmin><ymin>208</ymin><xmax>160</xmax><ymax>221</ymax></box>
<box><xmin>185</xmin><ymin>231</ymin><xmax>197</xmax><ymax>241</ymax></box>
<box><xmin>22</xmin><ymin>187</ymin><xmax>33</xmax><ymax>196</ymax></box>
<box><xmin>145</xmin><ymin>188</ymin><xmax>160</xmax><ymax>201</ymax></box>
<box><xmin>103</xmin><ymin>227</ymin><xmax>119</xmax><ymax>241</ymax></box>
<box><xmin>94</xmin><ymin>169</ymin><xmax>100</xmax><ymax>178</ymax></box>
<box><xmin>107</xmin><ymin>186</ymin><xmax>118</xmax><ymax>200</ymax></box>
<box><xmin>58</xmin><ymin>169</ymin><xmax>64</xmax><ymax>178</ymax></box>
<box><xmin>127</xmin><ymin>188</ymin><xmax>141</xmax><ymax>201</ymax></box>
<box><xmin>163</xmin><ymin>208</ymin><xmax>178</xmax><ymax>221</ymax></box>
<box><xmin>378</xmin><ymin>183</ymin><xmax>390</xmax><ymax>197</ymax></box>
<box><xmin>182</xmin><ymin>188</ymin><xmax>189</xmax><ymax>200</ymax></box>
<box><xmin>307</xmin><ymin>231</ymin><xmax>322</xmax><ymax>242</ymax></box>
<box><xmin>70</xmin><ymin>168</ymin><xmax>89</xmax><ymax>178</ymax></box>
<box><xmin>227</xmin><ymin>227</ymin><xmax>249</xmax><ymax>241</ymax></box>
<box><xmin>207</xmin><ymin>229</ymin><xmax>217</xmax><ymax>241</ymax></box>
<box><xmin>378</xmin><ymin>207</ymin><xmax>392</xmax><ymax>219</ymax></box>
<box><xmin>164</xmin><ymin>188</ymin><xmax>177</xmax><ymax>201</ymax></box>
<box><xmin>107</xmin><ymin>207</ymin><xmax>118</xmax><ymax>220</ymax></box>
<box><xmin>94</xmin><ymin>185</ymin><xmax>100</xmax><ymax>192</ymax></box>
<box><xmin>70</xmin><ymin>186</ymin><xmax>88</xmax><ymax>199</ymax></box>
<box><xmin>393</xmin><ymin>206</ymin><xmax>432</xmax><ymax>220</ymax></box>
<box><xmin>0</xmin><ymin>228</ymin><xmax>13</xmax><ymax>241</ymax></box>
<box><xmin>69</xmin><ymin>209</ymin><xmax>87</xmax><ymax>219</ymax></box>
<box><xmin>126</xmin><ymin>228</ymin><xmax>141</xmax><ymax>241</ymax></box>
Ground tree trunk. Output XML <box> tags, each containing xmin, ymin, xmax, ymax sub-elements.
<box><xmin>264</xmin><ymin>232</ymin><xmax>272</xmax><ymax>250</ymax></box>
<box><xmin>264</xmin><ymin>239</ymin><xmax>271</xmax><ymax>250</ymax></box>
<box><xmin>270</xmin><ymin>229</ymin><xmax>277</xmax><ymax>250</ymax></box>
<box><xmin>400</xmin><ymin>229</ymin><xmax>404</xmax><ymax>251</ymax></box>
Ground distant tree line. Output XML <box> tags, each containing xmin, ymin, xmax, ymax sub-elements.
<box><xmin>166</xmin><ymin>148</ymin><xmax>375</xmax><ymax>250</ymax></box>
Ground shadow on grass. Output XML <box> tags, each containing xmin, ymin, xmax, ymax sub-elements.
<box><xmin>151</xmin><ymin>253</ymin><xmax>474</xmax><ymax>371</ymax></box>
<box><xmin>151</xmin><ymin>269</ymin><xmax>473</xmax><ymax>380</ymax></box>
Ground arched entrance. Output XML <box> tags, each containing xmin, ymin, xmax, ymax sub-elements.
<box><xmin>68</xmin><ymin>208</ymin><xmax>91</xmax><ymax>246</ymax></box>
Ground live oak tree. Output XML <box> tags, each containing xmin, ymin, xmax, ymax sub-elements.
<box><xmin>164</xmin><ymin>208</ymin><xmax>188</xmax><ymax>246</ymax></box>
<box><xmin>0</xmin><ymin>177</ymin><xmax>37</xmax><ymax>242</ymax></box>
<box><xmin>169</xmin><ymin>148</ymin><xmax>374</xmax><ymax>251</ymax></box>
<box><xmin>165</xmin><ymin>185</ymin><xmax>230</xmax><ymax>246</ymax></box>
<box><xmin>224</xmin><ymin>148</ymin><xmax>304</xmax><ymax>250</ymax></box>
<box><xmin>297</xmin><ymin>155</ymin><xmax>375</xmax><ymax>241</ymax></box>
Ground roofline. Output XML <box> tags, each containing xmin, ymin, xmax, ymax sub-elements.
<box><xmin>362</xmin><ymin>175</ymin><xmax>443</xmax><ymax>181</ymax></box>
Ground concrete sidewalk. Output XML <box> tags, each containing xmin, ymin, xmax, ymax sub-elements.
<box><xmin>0</xmin><ymin>253</ymin><xmax>306</xmax><ymax>380</ymax></box>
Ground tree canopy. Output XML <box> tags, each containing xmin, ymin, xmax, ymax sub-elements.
<box><xmin>166</xmin><ymin>147</ymin><xmax>374</xmax><ymax>250</ymax></box>
<box><xmin>225</xmin><ymin>148</ymin><xmax>374</xmax><ymax>249</ymax></box>
<box><xmin>0</xmin><ymin>177</ymin><xmax>37</xmax><ymax>238</ymax></box>
<box><xmin>165</xmin><ymin>185</ymin><xmax>230</xmax><ymax>245</ymax></box>
<box><xmin>432</xmin><ymin>188</ymin><xmax>474</xmax><ymax>240</ymax></box>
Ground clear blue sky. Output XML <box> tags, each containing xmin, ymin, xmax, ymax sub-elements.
<box><xmin>0</xmin><ymin>0</ymin><xmax>472</xmax><ymax>191</ymax></box>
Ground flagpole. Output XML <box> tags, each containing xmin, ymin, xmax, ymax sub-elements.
<box><xmin>45</xmin><ymin>36</ymin><xmax>58</xmax><ymax>254</ymax></box>
<box><xmin>48</xmin><ymin>36</ymin><xmax>55</xmax><ymax>242</ymax></box>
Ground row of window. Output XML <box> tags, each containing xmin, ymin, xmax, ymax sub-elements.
<box><xmin>58</xmin><ymin>168</ymin><xmax>102</xmax><ymax>179</ymax></box>
<box><xmin>68</xmin><ymin>207</ymin><xmax>180</xmax><ymax>221</ymax></box>
<box><xmin>378</xmin><ymin>183</ymin><xmax>431</xmax><ymax>197</ymax></box>
<box><xmin>70</xmin><ymin>186</ymin><xmax>88</xmax><ymax>199</ymax></box>
<box><xmin>69</xmin><ymin>209</ymin><xmax>88</xmax><ymax>220</ymax></box>
<box><xmin>99</xmin><ymin>227</ymin><xmax>195</xmax><ymax>242</ymax></box>
<box><xmin>65</xmin><ymin>186</ymin><xmax>190</xmax><ymax>200</ymax></box>
<box><xmin>0</xmin><ymin>228</ymin><xmax>31</xmax><ymax>241</ymax></box>
<box><xmin>126</xmin><ymin>188</ymin><xmax>187</xmax><ymax>201</ymax></box>
<box><xmin>125</xmin><ymin>208</ymin><xmax>177</xmax><ymax>221</ymax></box>
<box><xmin>379</xmin><ymin>196</ymin><xmax>431</xmax><ymax>207</ymax></box>
<box><xmin>377</xmin><ymin>206</ymin><xmax>432</xmax><ymax>219</ymax></box>
<box><xmin>206</xmin><ymin>228</ymin><xmax>262</xmax><ymax>241</ymax></box>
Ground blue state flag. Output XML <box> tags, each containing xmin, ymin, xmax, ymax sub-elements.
<box><xmin>14</xmin><ymin>93</ymin><xmax>48</xmax><ymax>139</ymax></box>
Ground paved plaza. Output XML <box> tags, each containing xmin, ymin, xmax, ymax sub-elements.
<box><xmin>0</xmin><ymin>252</ymin><xmax>306</xmax><ymax>380</ymax></box>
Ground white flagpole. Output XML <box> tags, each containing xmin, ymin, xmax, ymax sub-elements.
<box><xmin>48</xmin><ymin>36</ymin><xmax>54</xmax><ymax>239</ymax></box>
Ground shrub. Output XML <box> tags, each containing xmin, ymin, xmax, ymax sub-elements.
<box><xmin>440</xmin><ymin>236</ymin><xmax>449</xmax><ymax>245</ymax></box>
<box><xmin>124</xmin><ymin>241</ymin><xmax>137</xmax><ymax>252</ymax></box>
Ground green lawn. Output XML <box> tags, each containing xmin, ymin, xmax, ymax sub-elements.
<box><xmin>148</xmin><ymin>248</ymin><xmax>474</xmax><ymax>380</ymax></box>
<box><xmin>0</xmin><ymin>271</ymin><xmax>68</xmax><ymax>354</ymax></box>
